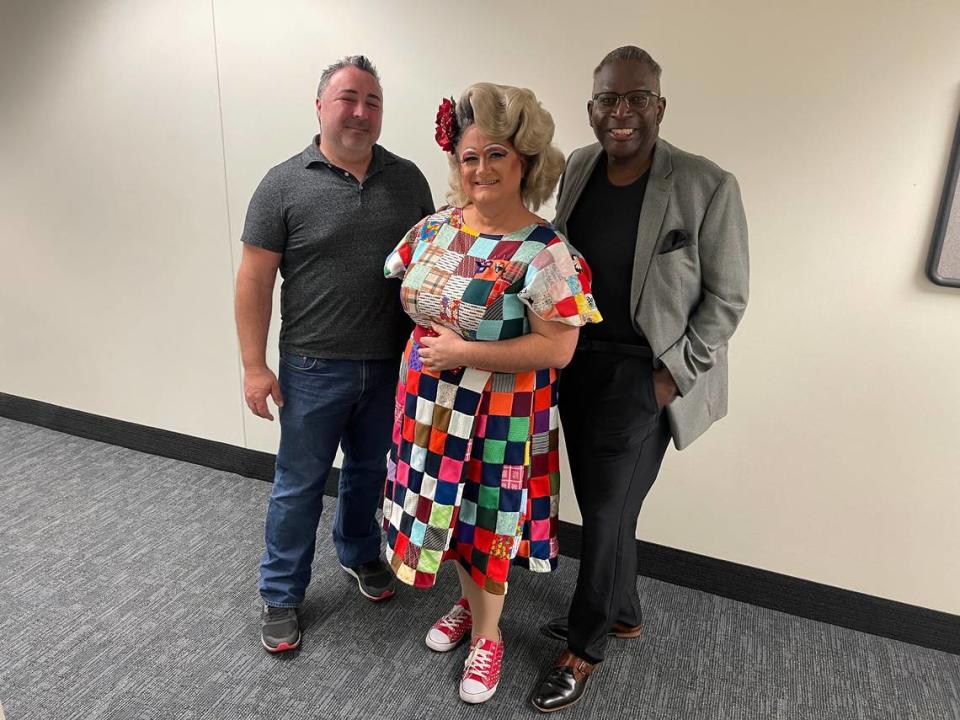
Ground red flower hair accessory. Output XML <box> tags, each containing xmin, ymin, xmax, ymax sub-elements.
<box><xmin>434</xmin><ymin>97</ymin><xmax>459</xmax><ymax>154</ymax></box>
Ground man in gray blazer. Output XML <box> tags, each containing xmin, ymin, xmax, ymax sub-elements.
<box><xmin>531</xmin><ymin>46</ymin><xmax>749</xmax><ymax>712</ymax></box>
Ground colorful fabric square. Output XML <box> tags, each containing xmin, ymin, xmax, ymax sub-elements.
<box><xmin>518</xmin><ymin>236</ymin><xmax>602</xmax><ymax>326</ymax></box>
<box><xmin>382</xmin><ymin>208</ymin><xmax>601</xmax><ymax>595</ymax></box>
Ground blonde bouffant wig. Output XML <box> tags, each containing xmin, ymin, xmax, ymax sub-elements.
<box><xmin>447</xmin><ymin>83</ymin><xmax>565</xmax><ymax>212</ymax></box>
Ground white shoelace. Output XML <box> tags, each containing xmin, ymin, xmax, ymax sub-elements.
<box><xmin>438</xmin><ymin>605</ymin><xmax>470</xmax><ymax>632</ymax></box>
<box><xmin>464</xmin><ymin>642</ymin><xmax>493</xmax><ymax>676</ymax></box>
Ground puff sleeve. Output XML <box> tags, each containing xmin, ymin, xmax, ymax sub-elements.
<box><xmin>518</xmin><ymin>236</ymin><xmax>602</xmax><ymax>326</ymax></box>
<box><xmin>384</xmin><ymin>212</ymin><xmax>449</xmax><ymax>280</ymax></box>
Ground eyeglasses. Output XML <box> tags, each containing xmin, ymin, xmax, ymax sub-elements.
<box><xmin>591</xmin><ymin>90</ymin><xmax>661</xmax><ymax>112</ymax></box>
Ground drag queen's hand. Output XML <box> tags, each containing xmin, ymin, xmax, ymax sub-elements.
<box><xmin>418</xmin><ymin>323</ymin><xmax>467</xmax><ymax>372</ymax></box>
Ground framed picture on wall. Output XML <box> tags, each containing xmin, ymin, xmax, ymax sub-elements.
<box><xmin>928</xmin><ymin>112</ymin><xmax>960</xmax><ymax>288</ymax></box>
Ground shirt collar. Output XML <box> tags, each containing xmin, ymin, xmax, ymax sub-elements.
<box><xmin>301</xmin><ymin>134</ymin><xmax>396</xmax><ymax>175</ymax></box>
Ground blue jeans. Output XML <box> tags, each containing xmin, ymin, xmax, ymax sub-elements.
<box><xmin>259</xmin><ymin>352</ymin><xmax>397</xmax><ymax>607</ymax></box>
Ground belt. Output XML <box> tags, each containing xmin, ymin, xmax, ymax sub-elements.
<box><xmin>575</xmin><ymin>339</ymin><xmax>652</xmax><ymax>358</ymax></box>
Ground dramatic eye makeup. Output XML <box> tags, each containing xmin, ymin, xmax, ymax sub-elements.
<box><xmin>459</xmin><ymin>144</ymin><xmax>510</xmax><ymax>164</ymax></box>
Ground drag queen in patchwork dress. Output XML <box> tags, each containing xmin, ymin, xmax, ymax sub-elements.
<box><xmin>381</xmin><ymin>83</ymin><xmax>601</xmax><ymax>705</ymax></box>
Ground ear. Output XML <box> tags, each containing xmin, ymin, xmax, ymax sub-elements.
<box><xmin>315</xmin><ymin>97</ymin><xmax>322</xmax><ymax>125</ymax></box>
<box><xmin>586</xmin><ymin>100</ymin><xmax>595</xmax><ymax>128</ymax></box>
<box><xmin>656</xmin><ymin>97</ymin><xmax>666</xmax><ymax>126</ymax></box>
<box><xmin>519</xmin><ymin>155</ymin><xmax>530</xmax><ymax>187</ymax></box>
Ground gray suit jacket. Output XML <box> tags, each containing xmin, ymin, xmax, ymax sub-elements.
<box><xmin>554</xmin><ymin>139</ymin><xmax>749</xmax><ymax>449</ymax></box>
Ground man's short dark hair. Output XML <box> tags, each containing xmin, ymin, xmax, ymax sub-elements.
<box><xmin>594</xmin><ymin>46</ymin><xmax>662</xmax><ymax>79</ymax></box>
<box><xmin>316</xmin><ymin>55</ymin><xmax>381</xmax><ymax>98</ymax></box>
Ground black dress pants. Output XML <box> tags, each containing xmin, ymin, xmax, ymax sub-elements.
<box><xmin>558</xmin><ymin>348</ymin><xmax>672</xmax><ymax>663</ymax></box>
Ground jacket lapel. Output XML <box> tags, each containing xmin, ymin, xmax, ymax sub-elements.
<box><xmin>630</xmin><ymin>139</ymin><xmax>674</xmax><ymax>316</ymax></box>
<box><xmin>555</xmin><ymin>144</ymin><xmax>603</xmax><ymax>231</ymax></box>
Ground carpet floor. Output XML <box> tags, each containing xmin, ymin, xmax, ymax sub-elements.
<box><xmin>1</xmin><ymin>417</ymin><xmax>957</xmax><ymax>720</ymax></box>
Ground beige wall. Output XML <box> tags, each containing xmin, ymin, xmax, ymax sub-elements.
<box><xmin>0</xmin><ymin>1</ymin><xmax>244</xmax><ymax>444</ymax></box>
<box><xmin>1</xmin><ymin>0</ymin><xmax>958</xmax><ymax>614</ymax></box>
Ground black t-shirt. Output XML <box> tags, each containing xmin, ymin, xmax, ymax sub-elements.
<box><xmin>566</xmin><ymin>155</ymin><xmax>649</xmax><ymax>345</ymax></box>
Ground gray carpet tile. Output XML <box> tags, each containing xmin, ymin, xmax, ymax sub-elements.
<box><xmin>0</xmin><ymin>416</ymin><xmax>958</xmax><ymax>720</ymax></box>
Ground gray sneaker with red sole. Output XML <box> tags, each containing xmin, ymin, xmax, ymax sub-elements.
<box><xmin>340</xmin><ymin>558</ymin><xmax>396</xmax><ymax>601</ymax></box>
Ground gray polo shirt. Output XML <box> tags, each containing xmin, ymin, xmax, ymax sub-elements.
<box><xmin>241</xmin><ymin>136</ymin><xmax>434</xmax><ymax>359</ymax></box>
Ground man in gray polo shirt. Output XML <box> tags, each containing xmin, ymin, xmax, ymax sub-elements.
<box><xmin>235</xmin><ymin>55</ymin><xmax>434</xmax><ymax>653</ymax></box>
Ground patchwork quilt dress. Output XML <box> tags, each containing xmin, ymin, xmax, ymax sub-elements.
<box><xmin>382</xmin><ymin>207</ymin><xmax>601</xmax><ymax>594</ymax></box>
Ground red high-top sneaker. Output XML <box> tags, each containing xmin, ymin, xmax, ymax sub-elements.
<box><xmin>425</xmin><ymin>598</ymin><xmax>472</xmax><ymax>652</ymax></box>
<box><xmin>459</xmin><ymin>633</ymin><xmax>504</xmax><ymax>704</ymax></box>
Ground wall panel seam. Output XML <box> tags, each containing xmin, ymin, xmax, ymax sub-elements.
<box><xmin>210</xmin><ymin>0</ymin><xmax>248</xmax><ymax>448</ymax></box>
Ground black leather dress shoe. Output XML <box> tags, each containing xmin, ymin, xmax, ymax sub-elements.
<box><xmin>530</xmin><ymin>650</ymin><xmax>596</xmax><ymax>713</ymax></box>
<box><xmin>541</xmin><ymin>616</ymin><xmax>643</xmax><ymax>641</ymax></box>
